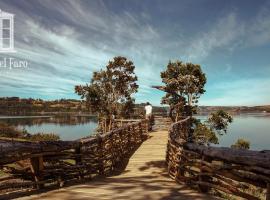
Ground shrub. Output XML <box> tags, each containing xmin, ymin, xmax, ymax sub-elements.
<box><xmin>231</xmin><ymin>138</ymin><xmax>250</xmax><ymax>150</ymax></box>
<box><xmin>0</xmin><ymin>122</ymin><xmax>25</xmax><ymax>138</ymax></box>
<box><xmin>29</xmin><ymin>133</ymin><xmax>60</xmax><ymax>141</ymax></box>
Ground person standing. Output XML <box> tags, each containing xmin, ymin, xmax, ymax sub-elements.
<box><xmin>145</xmin><ymin>102</ymin><xmax>153</xmax><ymax>131</ymax></box>
<box><xmin>145</xmin><ymin>102</ymin><xmax>152</xmax><ymax>119</ymax></box>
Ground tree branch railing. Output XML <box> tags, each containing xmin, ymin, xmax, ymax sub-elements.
<box><xmin>0</xmin><ymin>119</ymin><xmax>148</xmax><ymax>196</ymax></box>
<box><xmin>166</xmin><ymin>117</ymin><xmax>270</xmax><ymax>200</ymax></box>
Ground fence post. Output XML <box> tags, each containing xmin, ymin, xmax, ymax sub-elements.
<box><xmin>75</xmin><ymin>144</ymin><xmax>83</xmax><ymax>180</ymax></box>
<box><xmin>267</xmin><ymin>183</ymin><xmax>270</xmax><ymax>200</ymax></box>
<box><xmin>198</xmin><ymin>155</ymin><xmax>212</xmax><ymax>193</ymax></box>
<box><xmin>97</xmin><ymin>135</ymin><xmax>104</xmax><ymax>175</ymax></box>
<box><xmin>127</xmin><ymin>126</ymin><xmax>132</xmax><ymax>152</ymax></box>
<box><xmin>30</xmin><ymin>156</ymin><xmax>44</xmax><ymax>189</ymax></box>
<box><xmin>139</xmin><ymin>122</ymin><xmax>144</xmax><ymax>142</ymax></box>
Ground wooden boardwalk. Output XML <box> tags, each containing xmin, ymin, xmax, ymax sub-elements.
<box><xmin>19</xmin><ymin>131</ymin><xmax>216</xmax><ymax>200</ymax></box>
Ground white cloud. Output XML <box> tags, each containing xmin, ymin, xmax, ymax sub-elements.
<box><xmin>200</xmin><ymin>78</ymin><xmax>270</xmax><ymax>106</ymax></box>
<box><xmin>245</xmin><ymin>4</ymin><xmax>270</xmax><ymax>47</ymax></box>
<box><xmin>186</xmin><ymin>13</ymin><xmax>244</xmax><ymax>61</ymax></box>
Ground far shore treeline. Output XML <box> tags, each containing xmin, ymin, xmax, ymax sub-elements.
<box><xmin>0</xmin><ymin>97</ymin><xmax>269</xmax><ymax>116</ymax></box>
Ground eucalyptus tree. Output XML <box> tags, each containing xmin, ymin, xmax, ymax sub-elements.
<box><xmin>75</xmin><ymin>56</ymin><xmax>138</xmax><ymax>132</ymax></box>
<box><xmin>156</xmin><ymin>60</ymin><xmax>233</xmax><ymax>146</ymax></box>
<box><xmin>158</xmin><ymin>60</ymin><xmax>206</xmax><ymax>121</ymax></box>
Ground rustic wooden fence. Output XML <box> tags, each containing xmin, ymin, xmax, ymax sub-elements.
<box><xmin>166</xmin><ymin>117</ymin><xmax>270</xmax><ymax>200</ymax></box>
<box><xmin>0</xmin><ymin>119</ymin><xmax>148</xmax><ymax>196</ymax></box>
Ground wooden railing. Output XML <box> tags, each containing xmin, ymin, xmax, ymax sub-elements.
<box><xmin>0</xmin><ymin>119</ymin><xmax>148</xmax><ymax>196</ymax></box>
<box><xmin>166</xmin><ymin>117</ymin><xmax>270</xmax><ymax>200</ymax></box>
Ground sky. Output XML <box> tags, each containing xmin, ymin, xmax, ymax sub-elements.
<box><xmin>0</xmin><ymin>0</ymin><xmax>270</xmax><ymax>106</ymax></box>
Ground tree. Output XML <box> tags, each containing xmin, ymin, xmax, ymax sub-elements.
<box><xmin>155</xmin><ymin>60</ymin><xmax>233</xmax><ymax>145</ymax></box>
<box><xmin>159</xmin><ymin>61</ymin><xmax>206</xmax><ymax>121</ymax></box>
<box><xmin>193</xmin><ymin>110</ymin><xmax>233</xmax><ymax>146</ymax></box>
<box><xmin>75</xmin><ymin>56</ymin><xmax>138</xmax><ymax>132</ymax></box>
<box><xmin>231</xmin><ymin>138</ymin><xmax>250</xmax><ymax>150</ymax></box>
<box><xmin>206</xmin><ymin>110</ymin><xmax>233</xmax><ymax>135</ymax></box>
<box><xmin>193</xmin><ymin>123</ymin><xmax>218</xmax><ymax>145</ymax></box>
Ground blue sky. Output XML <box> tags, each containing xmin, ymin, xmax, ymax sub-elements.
<box><xmin>0</xmin><ymin>0</ymin><xmax>269</xmax><ymax>106</ymax></box>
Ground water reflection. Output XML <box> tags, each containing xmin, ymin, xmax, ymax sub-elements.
<box><xmin>0</xmin><ymin>115</ymin><xmax>98</xmax><ymax>141</ymax></box>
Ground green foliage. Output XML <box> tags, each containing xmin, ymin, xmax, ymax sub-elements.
<box><xmin>158</xmin><ymin>60</ymin><xmax>233</xmax><ymax>145</ymax></box>
<box><xmin>75</xmin><ymin>56</ymin><xmax>138</xmax><ymax>120</ymax></box>
<box><xmin>160</xmin><ymin>61</ymin><xmax>206</xmax><ymax>121</ymax></box>
<box><xmin>120</xmin><ymin>98</ymin><xmax>136</xmax><ymax>118</ymax></box>
<box><xmin>29</xmin><ymin>133</ymin><xmax>60</xmax><ymax>141</ymax></box>
<box><xmin>193</xmin><ymin>110</ymin><xmax>233</xmax><ymax>145</ymax></box>
<box><xmin>0</xmin><ymin>122</ymin><xmax>28</xmax><ymax>138</ymax></box>
<box><xmin>193</xmin><ymin>123</ymin><xmax>218</xmax><ymax>145</ymax></box>
<box><xmin>231</xmin><ymin>138</ymin><xmax>250</xmax><ymax>150</ymax></box>
<box><xmin>207</xmin><ymin>110</ymin><xmax>233</xmax><ymax>135</ymax></box>
<box><xmin>0</xmin><ymin>97</ymin><xmax>89</xmax><ymax>114</ymax></box>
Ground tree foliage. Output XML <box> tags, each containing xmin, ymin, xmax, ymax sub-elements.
<box><xmin>0</xmin><ymin>122</ymin><xmax>27</xmax><ymax>138</ymax></box>
<box><xmin>75</xmin><ymin>56</ymin><xmax>138</xmax><ymax>131</ymax></box>
<box><xmin>160</xmin><ymin>61</ymin><xmax>206</xmax><ymax>121</ymax></box>
<box><xmin>193</xmin><ymin>123</ymin><xmax>218</xmax><ymax>145</ymax></box>
<box><xmin>193</xmin><ymin>110</ymin><xmax>233</xmax><ymax>145</ymax></box>
<box><xmin>206</xmin><ymin>110</ymin><xmax>233</xmax><ymax>135</ymax></box>
<box><xmin>158</xmin><ymin>60</ymin><xmax>234</xmax><ymax>146</ymax></box>
<box><xmin>231</xmin><ymin>138</ymin><xmax>250</xmax><ymax>150</ymax></box>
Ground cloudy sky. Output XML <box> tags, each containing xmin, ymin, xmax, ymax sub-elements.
<box><xmin>0</xmin><ymin>0</ymin><xmax>269</xmax><ymax>106</ymax></box>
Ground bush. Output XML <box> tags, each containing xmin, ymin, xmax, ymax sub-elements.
<box><xmin>231</xmin><ymin>138</ymin><xmax>250</xmax><ymax>150</ymax></box>
<box><xmin>0</xmin><ymin>122</ymin><xmax>26</xmax><ymax>138</ymax></box>
<box><xmin>193</xmin><ymin>123</ymin><xmax>218</xmax><ymax>145</ymax></box>
<box><xmin>29</xmin><ymin>133</ymin><xmax>60</xmax><ymax>141</ymax></box>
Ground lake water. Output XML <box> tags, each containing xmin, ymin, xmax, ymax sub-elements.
<box><xmin>0</xmin><ymin>113</ymin><xmax>269</xmax><ymax>150</ymax></box>
<box><xmin>196</xmin><ymin>113</ymin><xmax>270</xmax><ymax>150</ymax></box>
<box><xmin>0</xmin><ymin>115</ymin><xmax>98</xmax><ymax>141</ymax></box>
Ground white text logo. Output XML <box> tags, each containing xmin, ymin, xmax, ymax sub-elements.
<box><xmin>0</xmin><ymin>9</ymin><xmax>15</xmax><ymax>53</ymax></box>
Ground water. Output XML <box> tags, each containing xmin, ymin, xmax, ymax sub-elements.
<box><xmin>0</xmin><ymin>115</ymin><xmax>98</xmax><ymax>141</ymax></box>
<box><xmin>0</xmin><ymin>113</ymin><xmax>269</xmax><ymax>150</ymax></box>
<box><xmin>196</xmin><ymin>113</ymin><xmax>270</xmax><ymax>150</ymax></box>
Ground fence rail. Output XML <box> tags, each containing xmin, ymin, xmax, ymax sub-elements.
<box><xmin>0</xmin><ymin>119</ymin><xmax>148</xmax><ymax>195</ymax></box>
<box><xmin>166</xmin><ymin>117</ymin><xmax>270</xmax><ymax>200</ymax></box>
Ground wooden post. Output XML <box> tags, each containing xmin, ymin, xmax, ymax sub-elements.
<box><xmin>267</xmin><ymin>182</ymin><xmax>270</xmax><ymax>200</ymax></box>
<box><xmin>143</xmin><ymin>119</ymin><xmax>148</xmax><ymax>133</ymax></box>
<box><xmin>30</xmin><ymin>156</ymin><xmax>44</xmax><ymax>189</ymax></box>
<box><xmin>127</xmin><ymin>126</ymin><xmax>132</xmax><ymax>153</ymax></box>
<box><xmin>75</xmin><ymin>145</ymin><xmax>82</xmax><ymax>164</ymax></box>
<box><xmin>97</xmin><ymin>135</ymin><xmax>104</xmax><ymax>175</ymax></box>
<box><xmin>177</xmin><ymin>147</ymin><xmax>185</xmax><ymax>178</ymax></box>
<box><xmin>198</xmin><ymin>156</ymin><xmax>212</xmax><ymax>193</ymax></box>
<box><xmin>139</xmin><ymin>122</ymin><xmax>144</xmax><ymax>142</ymax></box>
<box><xmin>75</xmin><ymin>145</ymin><xmax>82</xmax><ymax>180</ymax></box>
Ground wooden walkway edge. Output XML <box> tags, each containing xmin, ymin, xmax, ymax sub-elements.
<box><xmin>18</xmin><ymin>131</ymin><xmax>216</xmax><ymax>200</ymax></box>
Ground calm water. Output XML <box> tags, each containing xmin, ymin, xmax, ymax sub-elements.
<box><xmin>0</xmin><ymin>115</ymin><xmax>98</xmax><ymax>141</ymax></box>
<box><xmin>196</xmin><ymin>113</ymin><xmax>270</xmax><ymax>150</ymax></box>
<box><xmin>0</xmin><ymin>114</ymin><xmax>269</xmax><ymax>150</ymax></box>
